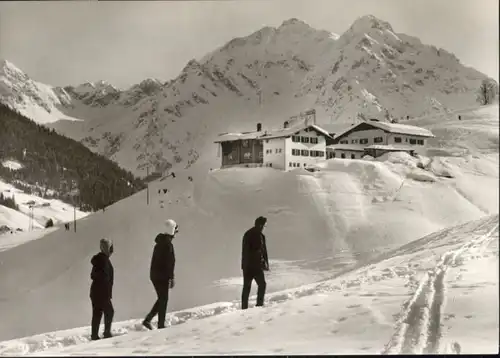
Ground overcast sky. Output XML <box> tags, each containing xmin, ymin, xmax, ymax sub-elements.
<box><xmin>0</xmin><ymin>0</ymin><xmax>498</xmax><ymax>88</ymax></box>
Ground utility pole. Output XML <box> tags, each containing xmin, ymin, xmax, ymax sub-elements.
<box><xmin>74</xmin><ymin>196</ymin><xmax>77</xmax><ymax>233</ymax></box>
<box><xmin>146</xmin><ymin>165</ymin><xmax>150</xmax><ymax>205</ymax></box>
<box><xmin>28</xmin><ymin>205</ymin><xmax>34</xmax><ymax>231</ymax></box>
<box><xmin>70</xmin><ymin>179</ymin><xmax>78</xmax><ymax>233</ymax></box>
<box><xmin>259</xmin><ymin>60</ymin><xmax>264</xmax><ymax>109</ymax></box>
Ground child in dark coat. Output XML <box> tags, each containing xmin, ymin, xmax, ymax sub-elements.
<box><xmin>90</xmin><ymin>238</ymin><xmax>115</xmax><ymax>340</ymax></box>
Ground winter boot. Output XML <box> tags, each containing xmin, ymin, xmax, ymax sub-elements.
<box><xmin>103</xmin><ymin>331</ymin><xmax>113</xmax><ymax>339</ymax></box>
<box><xmin>142</xmin><ymin>320</ymin><xmax>153</xmax><ymax>330</ymax></box>
<box><xmin>90</xmin><ymin>335</ymin><xmax>100</xmax><ymax>341</ymax></box>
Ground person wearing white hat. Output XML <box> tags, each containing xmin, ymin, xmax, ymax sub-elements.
<box><xmin>89</xmin><ymin>238</ymin><xmax>115</xmax><ymax>340</ymax></box>
<box><xmin>142</xmin><ymin>219</ymin><xmax>178</xmax><ymax>330</ymax></box>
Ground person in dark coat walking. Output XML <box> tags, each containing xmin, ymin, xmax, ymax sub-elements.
<box><xmin>241</xmin><ymin>216</ymin><xmax>269</xmax><ymax>310</ymax></box>
<box><xmin>90</xmin><ymin>238</ymin><xmax>115</xmax><ymax>340</ymax></box>
<box><xmin>142</xmin><ymin>219</ymin><xmax>178</xmax><ymax>330</ymax></box>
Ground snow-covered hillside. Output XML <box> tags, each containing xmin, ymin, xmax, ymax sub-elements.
<box><xmin>0</xmin><ymin>104</ymin><xmax>497</xmax><ymax>344</ymax></box>
<box><xmin>0</xmin><ymin>178</ymin><xmax>89</xmax><ymax>250</ymax></box>
<box><xmin>411</xmin><ymin>104</ymin><xmax>500</xmax><ymax>157</ymax></box>
<box><xmin>0</xmin><ymin>214</ymin><xmax>497</xmax><ymax>355</ymax></box>
<box><xmin>1</xmin><ymin>15</ymin><xmax>495</xmax><ymax>176</ymax></box>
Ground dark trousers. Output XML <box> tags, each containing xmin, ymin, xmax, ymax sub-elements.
<box><xmin>91</xmin><ymin>299</ymin><xmax>114</xmax><ymax>338</ymax></box>
<box><xmin>145</xmin><ymin>281</ymin><xmax>170</xmax><ymax>328</ymax></box>
<box><xmin>241</xmin><ymin>268</ymin><xmax>267</xmax><ymax>309</ymax></box>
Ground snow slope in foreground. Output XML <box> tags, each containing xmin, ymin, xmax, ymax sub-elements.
<box><xmin>0</xmin><ymin>214</ymin><xmax>497</xmax><ymax>356</ymax></box>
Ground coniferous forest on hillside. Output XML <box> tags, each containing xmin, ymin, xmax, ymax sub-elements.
<box><xmin>0</xmin><ymin>103</ymin><xmax>146</xmax><ymax>211</ymax></box>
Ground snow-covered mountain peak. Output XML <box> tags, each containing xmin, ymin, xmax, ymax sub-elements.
<box><xmin>278</xmin><ymin>18</ymin><xmax>313</xmax><ymax>31</ymax></box>
<box><xmin>181</xmin><ymin>59</ymin><xmax>202</xmax><ymax>73</ymax></box>
<box><xmin>139</xmin><ymin>78</ymin><xmax>162</xmax><ymax>87</ymax></box>
<box><xmin>66</xmin><ymin>82</ymin><xmax>96</xmax><ymax>96</ymax></box>
<box><xmin>80</xmin><ymin>81</ymin><xmax>95</xmax><ymax>89</ymax></box>
<box><xmin>62</xmin><ymin>79</ymin><xmax>121</xmax><ymax>107</ymax></box>
<box><xmin>72</xmin><ymin>80</ymin><xmax>118</xmax><ymax>93</ymax></box>
<box><xmin>0</xmin><ymin>59</ymin><xmax>29</xmax><ymax>82</ymax></box>
<box><xmin>201</xmin><ymin>17</ymin><xmax>335</xmax><ymax>66</ymax></box>
<box><xmin>334</xmin><ymin>15</ymin><xmax>397</xmax><ymax>48</ymax></box>
<box><xmin>136</xmin><ymin>78</ymin><xmax>163</xmax><ymax>94</ymax></box>
<box><xmin>349</xmin><ymin>14</ymin><xmax>394</xmax><ymax>34</ymax></box>
<box><xmin>0</xmin><ymin>59</ymin><xmax>22</xmax><ymax>73</ymax></box>
<box><xmin>218</xmin><ymin>26</ymin><xmax>276</xmax><ymax>54</ymax></box>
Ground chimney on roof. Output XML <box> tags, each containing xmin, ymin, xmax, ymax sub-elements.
<box><xmin>257</xmin><ymin>123</ymin><xmax>262</xmax><ymax>132</ymax></box>
<box><xmin>283</xmin><ymin>121</ymin><xmax>289</xmax><ymax>128</ymax></box>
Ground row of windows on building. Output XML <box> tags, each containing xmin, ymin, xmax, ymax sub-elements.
<box><xmin>265</xmin><ymin>148</ymin><xmax>283</xmax><ymax>154</ymax></box>
<box><xmin>289</xmin><ymin>162</ymin><xmax>308</xmax><ymax>168</ymax></box>
<box><xmin>327</xmin><ymin>152</ymin><xmax>361</xmax><ymax>159</ymax></box>
<box><xmin>291</xmin><ymin>149</ymin><xmax>325</xmax><ymax>157</ymax></box>
<box><xmin>339</xmin><ymin>138</ymin><xmax>371</xmax><ymax>144</ymax></box>
<box><xmin>265</xmin><ymin>162</ymin><xmax>313</xmax><ymax>168</ymax></box>
<box><xmin>339</xmin><ymin>137</ymin><xmax>425</xmax><ymax>145</ymax></box>
<box><xmin>291</xmin><ymin>135</ymin><xmax>319</xmax><ymax>144</ymax></box>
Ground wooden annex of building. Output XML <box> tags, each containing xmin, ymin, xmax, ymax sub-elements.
<box><xmin>214</xmin><ymin>125</ymin><xmax>264</xmax><ymax>168</ymax></box>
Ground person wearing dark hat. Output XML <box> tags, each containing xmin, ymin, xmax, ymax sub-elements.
<box><xmin>89</xmin><ymin>238</ymin><xmax>115</xmax><ymax>340</ymax></box>
<box><xmin>142</xmin><ymin>219</ymin><xmax>178</xmax><ymax>330</ymax></box>
<box><xmin>241</xmin><ymin>216</ymin><xmax>269</xmax><ymax>310</ymax></box>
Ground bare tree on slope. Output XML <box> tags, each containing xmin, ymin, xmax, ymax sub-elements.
<box><xmin>477</xmin><ymin>79</ymin><xmax>499</xmax><ymax>105</ymax></box>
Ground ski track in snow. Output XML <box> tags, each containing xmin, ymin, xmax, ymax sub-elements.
<box><xmin>381</xmin><ymin>218</ymin><xmax>499</xmax><ymax>355</ymax></box>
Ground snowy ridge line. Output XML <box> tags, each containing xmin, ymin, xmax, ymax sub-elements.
<box><xmin>382</xmin><ymin>220</ymin><xmax>499</xmax><ymax>355</ymax></box>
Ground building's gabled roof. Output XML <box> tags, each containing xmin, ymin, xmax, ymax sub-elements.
<box><xmin>370</xmin><ymin>121</ymin><xmax>435</xmax><ymax>137</ymax></box>
<box><xmin>334</xmin><ymin>121</ymin><xmax>434</xmax><ymax>140</ymax></box>
<box><xmin>214</xmin><ymin>122</ymin><xmax>333</xmax><ymax>143</ymax></box>
<box><xmin>214</xmin><ymin>131</ymin><xmax>264</xmax><ymax>143</ymax></box>
<box><xmin>326</xmin><ymin>144</ymin><xmax>366</xmax><ymax>152</ymax></box>
<box><xmin>262</xmin><ymin>123</ymin><xmax>333</xmax><ymax>140</ymax></box>
<box><xmin>319</xmin><ymin>123</ymin><xmax>354</xmax><ymax>136</ymax></box>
